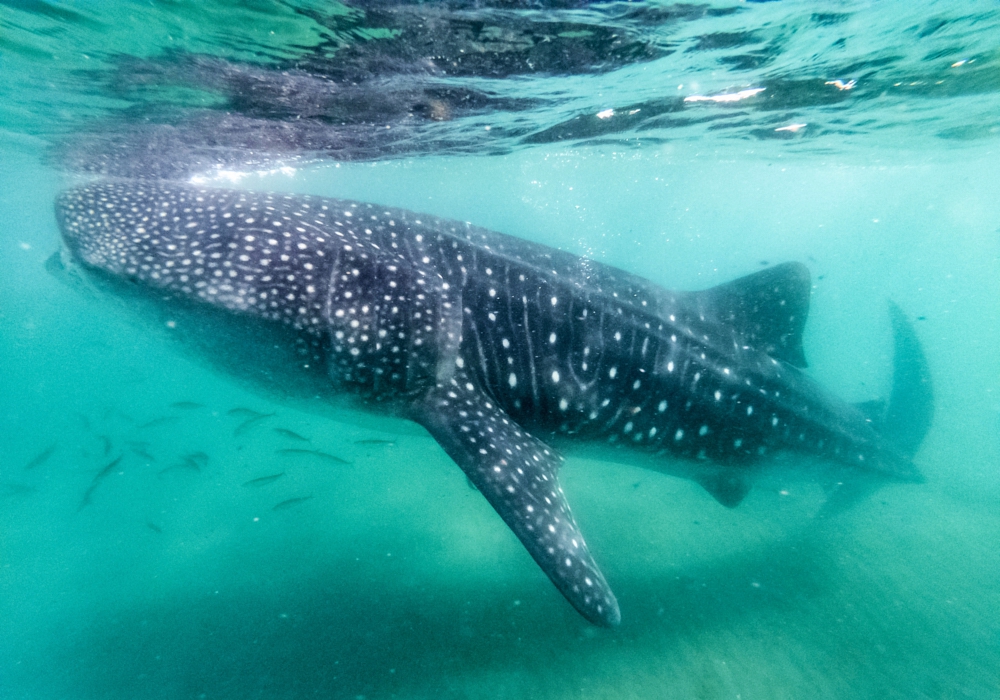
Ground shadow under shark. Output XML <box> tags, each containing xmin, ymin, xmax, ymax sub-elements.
<box><xmin>52</xmin><ymin>180</ymin><xmax>932</xmax><ymax>627</ymax></box>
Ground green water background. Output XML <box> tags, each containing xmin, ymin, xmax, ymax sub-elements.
<box><xmin>2</xmin><ymin>1</ymin><xmax>1000</xmax><ymax>698</ymax></box>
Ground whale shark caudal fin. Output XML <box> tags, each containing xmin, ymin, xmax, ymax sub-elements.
<box><xmin>685</xmin><ymin>262</ymin><xmax>812</xmax><ymax>368</ymax></box>
<box><xmin>850</xmin><ymin>303</ymin><xmax>934</xmax><ymax>475</ymax></box>
<box><xmin>883</xmin><ymin>301</ymin><xmax>934</xmax><ymax>459</ymax></box>
<box><xmin>410</xmin><ymin>372</ymin><xmax>621</xmax><ymax>627</ymax></box>
<box><xmin>821</xmin><ymin>303</ymin><xmax>933</xmax><ymax>515</ymax></box>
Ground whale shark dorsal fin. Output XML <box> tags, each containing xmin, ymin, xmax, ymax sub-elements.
<box><xmin>690</xmin><ymin>262</ymin><xmax>812</xmax><ymax>368</ymax></box>
<box><xmin>411</xmin><ymin>372</ymin><xmax>621</xmax><ymax>627</ymax></box>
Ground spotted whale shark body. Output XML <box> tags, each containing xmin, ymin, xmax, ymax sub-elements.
<box><xmin>55</xmin><ymin>181</ymin><xmax>932</xmax><ymax>626</ymax></box>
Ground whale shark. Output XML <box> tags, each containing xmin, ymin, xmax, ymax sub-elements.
<box><xmin>54</xmin><ymin>181</ymin><xmax>932</xmax><ymax>627</ymax></box>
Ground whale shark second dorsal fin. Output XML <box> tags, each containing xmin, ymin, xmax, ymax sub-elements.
<box><xmin>688</xmin><ymin>262</ymin><xmax>812</xmax><ymax>368</ymax></box>
<box><xmin>411</xmin><ymin>371</ymin><xmax>621</xmax><ymax>627</ymax></box>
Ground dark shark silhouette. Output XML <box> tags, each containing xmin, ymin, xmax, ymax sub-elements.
<box><xmin>54</xmin><ymin>181</ymin><xmax>932</xmax><ymax>626</ymax></box>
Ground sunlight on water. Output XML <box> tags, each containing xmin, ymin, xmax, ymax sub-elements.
<box><xmin>1</xmin><ymin>1</ymin><xmax>999</xmax><ymax>698</ymax></box>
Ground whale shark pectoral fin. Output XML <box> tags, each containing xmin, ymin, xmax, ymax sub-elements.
<box><xmin>411</xmin><ymin>374</ymin><xmax>621</xmax><ymax>627</ymax></box>
<box><xmin>687</xmin><ymin>261</ymin><xmax>812</xmax><ymax>368</ymax></box>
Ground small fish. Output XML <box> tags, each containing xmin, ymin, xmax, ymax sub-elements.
<box><xmin>183</xmin><ymin>451</ymin><xmax>209</xmax><ymax>469</ymax></box>
<box><xmin>98</xmin><ymin>435</ymin><xmax>113</xmax><ymax>456</ymax></box>
<box><xmin>277</xmin><ymin>448</ymin><xmax>353</xmax><ymax>465</ymax></box>
<box><xmin>273</xmin><ymin>428</ymin><xmax>310</xmax><ymax>442</ymax></box>
<box><xmin>272</xmin><ymin>495</ymin><xmax>313</xmax><ymax>510</ymax></box>
<box><xmin>242</xmin><ymin>473</ymin><xmax>285</xmax><ymax>487</ymax></box>
<box><xmin>158</xmin><ymin>463</ymin><xmax>197</xmax><ymax>477</ymax></box>
<box><xmin>354</xmin><ymin>439</ymin><xmax>397</xmax><ymax>446</ymax></box>
<box><xmin>159</xmin><ymin>451</ymin><xmax>208</xmax><ymax>476</ymax></box>
<box><xmin>0</xmin><ymin>482</ymin><xmax>37</xmax><ymax>497</ymax></box>
<box><xmin>79</xmin><ymin>455</ymin><xmax>123</xmax><ymax>510</ymax></box>
<box><xmin>125</xmin><ymin>440</ymin><xmax>156</xmax><ymax>461</ymax></box>
<box><xmin>234</xmin><ymin>412</ymin><xmax>275</xmax><ymax>436</ymax></box>
<box><xmin>146</xmin><ymin>521</ymin><xmax>163</xmax><ymax>534</ymax></box>
<box><xmin>227</xmin><ymin>407</ymin><xmax>268</xmax><ymax>419</ymax></box>
<box><xmin>170</xmin><ymin>401</ymin><xmax>205</xmax><ymax>410</ymax></box>
<box><xmin>24</xmin><ymin>444</ymin><xmax>57</xmax><ymax>470</ymax></box>
<box><xmin>128</xmin><ymin>443</ymin><xmax>157</xmax><ymax>462</ymax></box>
<box><xmin>138</xmin><ymin>416</ymin><xmax>180</xmax><ymax>430</ymax></box>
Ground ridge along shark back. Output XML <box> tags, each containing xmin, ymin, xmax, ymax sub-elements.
<box><xmin>53</xmin><ymin>180</ymin><xmax>933</xmax><ymax>627</ymax></box>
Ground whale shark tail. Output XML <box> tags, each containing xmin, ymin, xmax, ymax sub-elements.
<box><xmin>852</xmin><ymin>302</ymin><xmax>934</xmax><ymax>469</ymax></box>
<box><xmin>882</xmin><ymin>301</ymin><xmax>934</xmax><ymax>459</ymax></box>
<box><xmin>822</xmin><ymin>303</ymin><xmax>933</xmax><ymax>515</ymax></box>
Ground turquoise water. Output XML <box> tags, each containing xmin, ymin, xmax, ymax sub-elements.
<box><xmin>2</xmin><ymin>1</ymin><xmax>1000</xmax><ymax>698</ymax></box>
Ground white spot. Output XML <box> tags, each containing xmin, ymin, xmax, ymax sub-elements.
<box><xmin>658</xmin><ymin>400</ymin><xmax>667</xmax><ymax>412</ymax></box>
<box><xmin>551</xmin><ymin>370</ymin><xmax>560</xmax><ymax>383</ymax></box>
<box><xmin>667</xmin><ymin>361</ymin><xmax>674</xmax><ymax>372</ymax></box>
<box><xmin>509</xmin><ymin>373</ymin><xmax>518</xmax><ymax>388</ymax></box>
<box><xmin>559</xmin><ymin>399</ymin><xmax>568</xmax><ymax>411</ymax></box>
<box><xmin>609</xmin><ymin>367</ymin><xmax>617</xmax><ymax>379</ymax></box>
<box><xmin>675</xmin><ymin>429</ymin><xmax>684</xmax><ymax>441</ymax></box>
